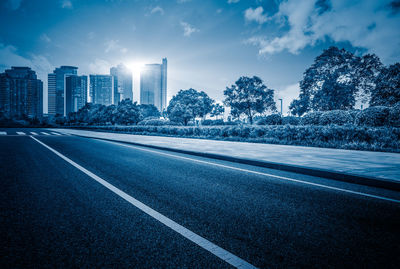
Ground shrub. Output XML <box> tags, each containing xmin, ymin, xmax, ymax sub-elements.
<box><xmin>202</xmin><ymin>119</ymin><xmax>225</xmax><ymax>126</ymax></box>
<box><xmin>356</xmin><ymin>106</ymin><xmax>390</xmax><ymax>127</ymax></box>
<box><xmin>388</xmin><ymin>103</ymin><xmax>400</xmax><ymax>127</ymax></box>
<box><xmin>300</xmin><ymin>111</ymin><xmax>323</xmax><ymax>125</ymax></box>
<box><xmin>256</xmin><ymin>114</ymin><xmax>282</xmax><ymax>125</ymax></box>
<box><xmin>282</xmin><ymin>116</ymin><xmax>300</xmax><ymax>125</ymax></box>
<box><xmin>138</xmin><ymin>117</ymin><xmax>182</xmax><ymax>126</ymax></box>
<box><xmin>319</xmin><ymin>110</ymin><xmax>354</xmax><ymax>125</ymax></box>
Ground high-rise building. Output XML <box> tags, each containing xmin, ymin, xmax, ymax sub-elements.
<box><xmin>48</xmin><ymin>66</ymin><xmax>78</xmax><ymax>116</ymax></box>
<box><xmin>65</xmin><ymin>75</ymin><xmax>87</xmax><ymax>114</ymax></box>
<box><xmin>0</xmin><ymin>67</ymin><xmax>43</xmax><ymax>118</ymax></box>
<box><xmin>110</xmin><ymin>63</ymin><xmax>132</xmax><ymax>103</ymax></box>
<box><xmin>140</xmin><ymin>58</ymin><xmax>167</xmax><ymax>112</ymax></box>
<box><xmin>89</xmin><ymin>75</ymin><xmax>114</xmax><ymax>106</ymax></box>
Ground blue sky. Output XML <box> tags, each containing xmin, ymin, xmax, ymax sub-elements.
<box><xmin>1</xmin><ymin>0</ymin><xmax>399</xmax><ymax>114</ymax></box>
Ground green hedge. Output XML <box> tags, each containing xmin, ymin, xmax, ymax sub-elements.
<box><xmin>73</xmin><ymin>124</ymin><xmax>400</xmax><ymax>152</ymax></box>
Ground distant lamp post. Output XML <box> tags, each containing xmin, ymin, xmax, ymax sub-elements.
<box><xmin>278</xmin><ymin>98</ymin><xmax>283</xmax><ymax>116</ymax></box>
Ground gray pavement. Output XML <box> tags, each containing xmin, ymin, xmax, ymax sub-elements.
<box><xmin>51</xmin><ymin>128</ymin><xmax>400</xmax><ymax>182</ymax></box>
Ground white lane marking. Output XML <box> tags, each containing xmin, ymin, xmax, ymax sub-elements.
<box><xmin>40</xmin><ymin>132</ymin><xmax>50</xmax><ymax>135</ymax></box>
<box><xmin>30</xmin><ymin>132</ymin><xmax>38</xmax><ymax>135</ymax></box>
<box><xmin>16</xmin><ymin>132</ymin><xmax>26</xmax><ymax>135</ymax></box>
<box><xmin>102</xmin><ymin>140</ymin><xmax>400</xmax><ymax>204</ymax></box>
<box><xmin>30</xmin><ymin>136</ymin><xmax>257</xmax><ymax>269</ymax></box>
<box><xmin>0</xmin><ymin>132</ymin><xmax>6</xmax><ymax>135</ymax></box>
<box><xmin>51</xmin><ymin>132</ymin><xmax>62</xmax><ymax>136</ymax></box>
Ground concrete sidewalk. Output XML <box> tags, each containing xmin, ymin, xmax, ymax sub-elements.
<box><xmin>51</xmin><ymin>128</ymin><xmax>400</xmax><ymax>189</ymax></box>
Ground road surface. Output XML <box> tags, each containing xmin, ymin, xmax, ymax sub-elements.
<box><xmin>1</xmin><ymin>128</ymin><xmax>400</xmax><ymax>268</ymax></box>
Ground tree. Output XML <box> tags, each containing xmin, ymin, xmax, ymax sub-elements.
<box><xmin>210</xmin><ymin>103</ymin><xmax>225</xmax><ymax>119</ymax></box>
<box><xmin>139</xmin><ymin>104</ymin><xmax>161</xmax><ymax>119</ymax></box>
<box><xmin>289</xmin><ymin>47</ymin><xmax>382</xmax><ymax>115</ymax></box>
<box><xmin>311</xmin><ymin>71</ymin><xmax>356</xmax><ymax>111</ymax></box>
<box><xmin>370</xmin><ymin>63</ymin><xmax>400</xmax><ymax>106</ymax></box>
<box><xmin>115</xmin><ymin>99</ymin><xmax>141</xmax><ymax>125</ymax></box>
<box><xmin>167</xmin><ymin>89</ymin><xmax>215</xmax><ymax>125</ymax></box>
<box><xmin>223</xmin><ymin>76</ymin><xmax>276</xmax><ymax>124</ymax></box>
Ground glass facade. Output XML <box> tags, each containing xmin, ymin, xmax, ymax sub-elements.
<box><xmin>89</xmin><ymin>75</ymin><xmax>114</xmax><ymax>106</ymax></box>
<box><xmin>65</xmin><ymin>75</ymin><xmax>88</xmax><ymax>114</ymax></box>
<box><xmin>140</xmin><ymin>58</ymin><xmax>167</xmax><ymax>112</ymax></box>
<box><xmin>0</xmin><ymin>67</ymin><xmax>43</xmax><ymax>118</ymax></box>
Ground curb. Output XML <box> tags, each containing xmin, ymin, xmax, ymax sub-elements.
<box><xmin>72</xmin><ymin>134</ymin><xmax>400</xmax><ymax>192</ymax></box>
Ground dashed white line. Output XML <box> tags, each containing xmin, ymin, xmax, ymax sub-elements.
<box><xmin>16</xmin><ymin>132</ymin><xmax>26</xmax><ymax>135</ymax></box>
<box><xmin>30</xmin><ymin>132</ymin><xmax>38</xmax><ymax>135</ymax></box>
<box><xmin>29</xmin><ymin>136</ymin><xmax>257</xmax><ymax>269</ymax></box>
<box><xmin>51</xmin><ymin>132</ymin><xmax>62</xmax><ymax>136</ymax></box>
<box><xmin>40</xmin><ymin>132</ymin><xmax>50</xmax><ymax>135</ymax></box>
<box><xmin>102</xmin><ymin>139</ymin><xmax>400</xmax><ymax>204</ymax></box>
<box><xmin>0</xmin><ymin>131</ymin><xmax>6</xmax><ymax>135</ymax></box>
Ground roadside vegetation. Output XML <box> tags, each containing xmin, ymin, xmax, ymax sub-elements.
<box><xmin>2</xmin><ymin>46</ymin><xmax>399</xmax><ymax>152</ymax></box>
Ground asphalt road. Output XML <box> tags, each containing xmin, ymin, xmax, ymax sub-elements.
<box><xmin>1</xmin><ymin>128</ymin><xmax>400</xmax><ymax>268</ymax></box>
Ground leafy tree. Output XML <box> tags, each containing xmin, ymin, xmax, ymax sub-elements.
<box><xmin>370</xmin><ymin>63</ymin><xmax>400</xmax><ymax>106</ymax></box>
<box><xmin>210</xmin><ymin>103</ymin><xmax>225</xmax><ymax>119</ymax></box>
<box><xmin>115</xmin><ymin>99</ymin><xmax>141</xmax><ymax>125</ymax></box>
<box><xmin>311</xmin><ymin>73</ymin><xmax>356</xmax><ymax>111</ymax></box>
<box><xmin>223</xmin><ymin>76</ymin><xmax>276</xmax><ymax>124</ymax></box>
<box><xmin>290</xmin><ymin>47</ymin><xmax>382</xmax><ymax>116</ymax></box>
<box><xmin>167</xmin><ymin>89</ymin><xmax>215</xmax><ymax>125</ymax></box>
<box><xmin>139</xmin><ymin>104</ymin><xmax>161</xmax><ymax>119</ymax></box>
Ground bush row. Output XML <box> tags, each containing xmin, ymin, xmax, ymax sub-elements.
<box><xmin>74</xmin><ymin>124</ymin><xmax>400</xmax><ymax>152</ymax></box>
<box><xmin>255</xmin><ymin>105</ymin><xmax>400</xmax><ymax>127</ymax></box>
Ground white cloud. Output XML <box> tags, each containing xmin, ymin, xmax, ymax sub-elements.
<box><xmin>180</xmin><ymin>21</ymin><xmax>199</xmax><ymax>37</ymax></box>
<box><xmin>88</xmin><ymin>58</ymin><xmax>111</xmax><ymax>74</ymax></box>
<box><xmin>228</xmin><ymin>0</ymin><xmax>240</xmax><ymax>3</ymax></box>
<box><xmin>40</xmin><ymin>34</ymin><xmax>51</xmax><ymax>43</ymax></box>
<box><xmin>150</xmin><ymin>6</ymin><xmax>164</xmax><ymax>15</ymax></box>
<box><xmin>177</xmin><ymin>0</ymin><xmax>191</xmax><ymax>3</ymax></box>
<box><xmin>244</xmin><ymin>6</ymin><xmax>268</xmax><ymax>24</ymax></box>
<box><xmin>104</xmin><ymin>39</ymin><xmax>128</xmax><ymax>54</ymax></box>
<box><xmin>247</xmin><ymin>0</ymin><xmax>400</xmax><ymax>62</ymax></box>
<box><xmin>61</xmin><ymin>0</ymin><xmax>72</xmax><ymax>9</ymax></box>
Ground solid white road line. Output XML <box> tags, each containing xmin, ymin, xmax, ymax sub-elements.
<box><xmin>40</xmin><ymin>132</ymin><xmax>50</xmax><ymax>135</ymax></box>
<box><xmin>51</xmin><ymin>132</ymin><xmax>62</xmax><ymax>136</ymax></box>
<box><xmin>29</xmin><ymin>136</ymin><xmax>257</xmax><ymax>269</ymax></box>
<box><xmin>102</xmin><ymin>140</ymin><xmax>400</xmax><ymax>204</ymax></box>
<box><xmin>30</xmin><ymin>132</ymin><xmax>38</xmax><ymax>135</ymax></box>
<box><xmin>16</xmin><ymin>132</ymin><xmax>25</xmax><ymax>135</ymax></box>
<box><xmin>0</xmin><ymin>131</ymin><xmax>6</xmax><ymax>135</ymax></box>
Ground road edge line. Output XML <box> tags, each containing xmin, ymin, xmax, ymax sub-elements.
<box><xmin>29</xmin><ymin>135</ymin><xmax>258</xmax><ymax>269</ymax></box>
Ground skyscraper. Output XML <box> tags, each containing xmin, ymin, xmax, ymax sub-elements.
<box><xmin>89</xmin><ymin>75</ymin><xmax>114</xmax><ymax>106</ymax></box>
<box><xmin>48</xmin><ymin>66</ymin><xmax>78</xmax><ymax>116</ymax></box>
<box><xmin>140</xmin><ymin>58</ymin><xmax>167</xmax><ymax>112</ymax></box>
<box><xmin>65</xmin><ymin>75</ymin><xmax>88</xmax><ymax>114</ymax></box>
<box><xmin>110</xmin><ymin>63</ymin><xmax>132</xmax><ymax>103</ymax></box>
<box><xmin>0</xmin><ymin>67</ymin><xmax>43</xmax><ymax>118</ymax></box>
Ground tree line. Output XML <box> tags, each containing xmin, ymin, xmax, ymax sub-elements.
<box><xmin>45</xmin><ymin>46</ymin><xmax>400</xmax><ymax>126</ymax></box>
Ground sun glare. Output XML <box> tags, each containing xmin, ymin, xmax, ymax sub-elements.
<box><xmin>126</xmin><ymin>62</ymin><xmax>145</xmax><ymax>74</ymax></box>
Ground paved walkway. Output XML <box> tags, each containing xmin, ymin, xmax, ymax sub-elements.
<box><xmin>51</xmin><ymin>128</ymin><xmax>400</xmax><ymax>182</ymax></box>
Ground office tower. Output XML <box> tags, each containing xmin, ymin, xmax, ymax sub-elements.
<box><xmin>89</xmin><ymin>75</ymin><xmax>114</xmax><ymax>106</ymax></box>
<box><xmin>110</xmin><ymin>63</ymin><xmax>132</xmax><ymax>103</ymax></box>
<box><xmin>140</xmin><ymin>58</ymin><xmax>167</xmax><ymax>112</ymax></box>
<box><xmin>65</xmin><ymin>75</ymin><xmax>87</xmax><ymax>114</ymax></box>
<box><xmin>48</xmin><ymin>66</ymin><xmax>78</xmax><ymax>116</ymax></box>
<box><xmin>0</xmin><ymin>67</ymin><xmax>43</xmax><ymax>118</ymax></box>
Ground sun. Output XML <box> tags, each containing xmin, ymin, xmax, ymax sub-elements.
<box><xmin>126</xmin><ymin>62</ymin><xmax>145</xmax><ymax>74</ymax></box>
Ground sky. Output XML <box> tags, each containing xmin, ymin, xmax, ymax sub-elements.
<box><xmin>1</xmin><ymin>0</ymin><xmax>399</xmax><ymax>114</ymax></box>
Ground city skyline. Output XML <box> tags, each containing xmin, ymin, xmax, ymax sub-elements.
<box><xmin>1</xmin><ymin>0</ymin><xmax>399</xmax><ymax>115</ymax></box>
